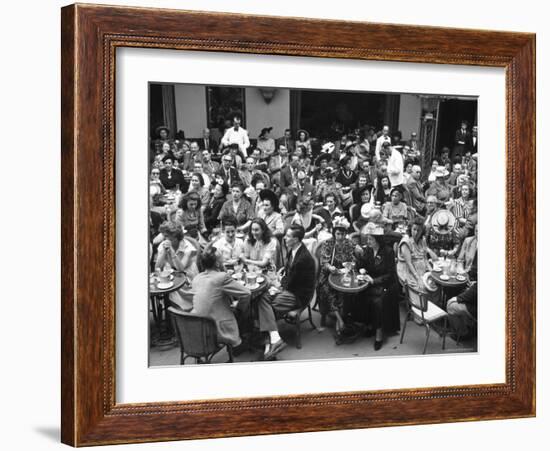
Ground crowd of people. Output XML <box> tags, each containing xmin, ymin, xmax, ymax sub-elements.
<box><xmin>149</xmin><ymin>113</ymin><xmax>479</xmax><ymax>361</ymax></box>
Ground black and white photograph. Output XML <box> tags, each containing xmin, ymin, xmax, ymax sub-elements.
<box><xmin>148</xmin><ymin>83</ymin><xmax>479</xmax><ymax>365</ymax></box>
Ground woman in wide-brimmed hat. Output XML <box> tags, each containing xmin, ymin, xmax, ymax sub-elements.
<box><xmin>425</xmin><ymin>166</ymin><xmax>452</xmax><ymax>202</ymax></box>
<box><xmin>354</xmin><ymin>222</ymin><xmax>400</xmax><ymax>351</ymax></box>
<box><xmin>257</xmin><ymin>126</ymin><xmax>275</xmax><ymax>159</ymax></box>
<box><xmin>426</xmin><ymin>209</ymin><xmax>460</xmax><ymax>258</ymax></box>
<box><xmin>317</xmin><ymin>216</ymin><xmax>356</xmax><ymax>334</ymax></box>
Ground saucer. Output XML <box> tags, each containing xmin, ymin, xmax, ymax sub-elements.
<box><xmin>156</xmin><ymin>281</ymin><xmax>174</xmax><ymax>290</ymax></box>
<box><xmin>439</xmin><ymin>274</ymin><xmax>450</xmax><ymax>281</ymax></box>
<box><xmin>456</xmin><ymin>274</ymin><xmax>466</xmax><ymax>282</ymax></box>
<box><xmin>246</xmin><ymin>283</ymin><xmax>259</xmax><ymax>290</ymax></box>
<box><xmin>256</xmin><ymin>276</ymin><xmax>265</xmax><ymax>283</ymax></box>
<box><xmin>433</xmin><ymin>267</ymin><xmax>442</xmax><ymax>273</ymax></box>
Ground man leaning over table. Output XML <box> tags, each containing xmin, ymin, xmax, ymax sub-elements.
<box><xmin>256</xmin><ymin>224</ymin><xmax>316</xmax><ymax>360</ymax></box>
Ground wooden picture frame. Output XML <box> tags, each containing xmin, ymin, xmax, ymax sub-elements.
<box><xmin>61</xmin><ymin>3</ymin><xmax>536</xmax><ymax>446</ymax></box>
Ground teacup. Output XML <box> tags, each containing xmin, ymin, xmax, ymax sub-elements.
<box><xmin>158</xmin><ymin>270</ymin><xmax>171</xmax><ymax>284</ymax></box>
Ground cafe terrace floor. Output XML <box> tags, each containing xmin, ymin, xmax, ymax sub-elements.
<box><xmin>149</xmin><ymin>302</ymin><xmax>477</xmax><ymax>366</ymax></box>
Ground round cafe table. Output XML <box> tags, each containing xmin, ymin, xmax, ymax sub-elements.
<box><xmin>430</xmin><ymin>270</ymin><xmax>469</xmax><ymax>309</ymax></box>
<box><xmin>149</xmin><ymin>272</ymin><xmax>189</xmax><ymax>348</ymax></box>
<box><xmin>328</xmin><ymin>272</ymin><xmax>370</xmax><ymax>294</ymax></box>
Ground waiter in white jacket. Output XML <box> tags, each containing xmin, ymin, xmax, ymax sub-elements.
<box><xmin>387</xmin><ymin>145</ymin><xmax>404</xmax><ymax>187</ymax></box>
<box><xmin>375</xmin><ymin>125</ymin><xmax>392</xmax><ymax>162</ymax></box>
<box><xmin>221</xmin><ymin>113</ymin><xmax>250</xmax><ymax>154</ymax></box>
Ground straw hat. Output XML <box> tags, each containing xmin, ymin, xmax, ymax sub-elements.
<box><xmin>422</xmin><ymin>272</ymin><xmax>439</xmax><ymax>292</ymax></box>
<box><xmin>434</xmin><ymin>166</ymin><xmax>450</xmax><ymax>178</ymax></box>
<box><xmin>430</xmin><ymin>209</ymin><xmax>456</xmax><ymax>235</ymax></box>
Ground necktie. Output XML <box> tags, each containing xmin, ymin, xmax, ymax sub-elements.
<box><xmin>287</xmin><ymin>251</ymin><xmax>294</xmax><ymax>271</ymax></box>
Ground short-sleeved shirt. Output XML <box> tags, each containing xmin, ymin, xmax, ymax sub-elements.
<box><xmin>213</xmin><ymin>236</ymin><xmax>245</xmax><ymax>261</ymax></box>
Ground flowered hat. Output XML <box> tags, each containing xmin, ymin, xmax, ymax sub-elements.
<box><xmin>332</xmin><ymin>216</ymin><xmax>350</xmax><ymax>231</ymax></box>
<box><xmin>434</xmin><ymin>166</ymin><xmax>450</xmax><ymax>178</ymax></box>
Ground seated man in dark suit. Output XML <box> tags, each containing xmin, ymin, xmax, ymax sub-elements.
<box><xmin>215</xmin><ymin>154</ymin><xmax>241</xmax><ymax>186</ymax></box>
<box><xmin>446</xmin><ymin>282</ymin><xmax>477</xmax><ymax>339</ymax></box>
<box><xmin>275</xmin><ymin>128</ymin><xmax>295</xmax><ymax>154</ymax></box>
<box><xmin>199</xmin><ymin>127</ymin><xmax>219</xmax><ymax>155</ymax></box>
<box><xmin>256</xmin><ymin>225</ymin><xmax>316</xmax><ymax>360</ymax></box>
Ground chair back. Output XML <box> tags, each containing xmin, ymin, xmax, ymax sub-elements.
<box><xmin>405</xmin><ymin>284</ymin><xmax>428</xmax><ymax>313</ymax></box>
<box><xmin>168</xmin><ymin>308</ymin><xmax>219</xmax><ymax>357</ymax></box>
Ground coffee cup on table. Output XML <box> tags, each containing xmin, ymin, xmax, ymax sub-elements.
<box><xmin>246</xmin><ymin>272</ymin><xmax>257</xmax><ymax>287</ymax></box>
<box><xmin>159</xmin><ymin>270</ymin><xmax>171</xmax><ymax>284</ymax></box>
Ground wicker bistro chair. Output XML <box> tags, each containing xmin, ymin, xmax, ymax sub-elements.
<box><xmin>399</xmin><ymin>283</ymin><xmax>448</xmax><ymax>354</ymax></box>
<box><xmin>278</xmin><ymin>256</ymin><xmax>320</xmax><ymax>349</ymax></box>
<box><xmin>167</xmin><ymin>307</ymin><xmax>234</xmax><ymax>364</ymax></box>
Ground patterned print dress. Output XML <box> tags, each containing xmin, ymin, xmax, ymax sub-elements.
<box><xmin>317</xmin><ymin>237</ymin><xmax>355</xmax><ymax>315</ymax></box>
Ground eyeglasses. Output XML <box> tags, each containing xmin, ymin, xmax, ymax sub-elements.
<box><xmin>223</xmin><ymin>159</ymin><xmax>232</xmax><ymax>163</ymax></box>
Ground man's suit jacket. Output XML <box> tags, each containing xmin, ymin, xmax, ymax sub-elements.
<box><xmin>275</xmin><ymin>136</ymin><xmax>295</xmax><ymax>153</ymax></box>
<box><xmin>453</xmin><ymin>129</ymin><xmax>471</xmax><ymax>158</ymax></box>
<box><xmin>279</xmin><ymin>166</ymin><xmax>297</xmax><ymax>193</ymax></box>
<box><xmin>282</xmin><ymin>244</ymin><xmax>316</xmax><ymax>307</ymax></box>
<box><xmin>215</xmin><ymin>166</ymin><xmax>241</xmax><ymax>186</ymax></box>
<box><xmin>268</xmin><ymin>154</ymin><xmax>288</xmax><ymax>175</ymax></box>
<box><xmin>199</xmin><ymin>137</ymin><xmax>219</xmax><ymax>154</ymax></box>
<box><xmin>201</xmin><ymin>160</ymin><xmax>220</xmax><ymax>178</ymax></box>
<box><xmin>190</xmin><ymin>271</ymin><xmax>250</xmax><ymax>346</ymax></box>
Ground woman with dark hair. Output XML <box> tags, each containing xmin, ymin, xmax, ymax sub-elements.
<box><xmin>204</xmin><ymin>182</ymin><xmax>228</xmax><ymax>231</ymax></box>
<box><xmin>218</xmin><ymin>183</ymin><xmax>254</xmax><ymax>232</ymax></box>
<box><xmin>354</xmin><ymin>223</ymin><xmax>400</xmax><ymax>350</ymax></box>
<box><xmin>317</xmin><ymin>217</ymin><xmax>356</xmax><ymax>334</ymax></box>
<box><xmin>382</xmin><ymin>187</ymin><xmax>409</xmax><ymax>229</ymax></box>
<box><xmin>240</xmin><ymin>218</ymin><xmax>278</xmax><ymax>270</ymax></box>
<box><xmin>187</xmin><ymin>172</ymin><xmax>210</xmax><ymax>206</ymax></box>
<box><xmin>257</xmin><ymin>190</ymin><xmax>284</xmax><ymax>239</ymax></box>
<box><xmin>374</xmin><ymin>174</ymin><xmax>392</xmax><ymax>205</ymax></box>
<box><xmin>295</xmin><ymin>129</ymin><xmax>312</xmax><ymax>156</ymax></box>
<box><xmin>175</xmin><ymin>191</ymin><xmax>207</xmax><ymax>240</ymax></box>
<box><xmin>397</xmin><ymin>217</ymin><xmax>438</xmax><ymax>291</ymax></box>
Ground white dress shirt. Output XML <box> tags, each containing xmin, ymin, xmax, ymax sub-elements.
<box><xmin>221</xmin><ymin>126</ymin><xmax>250</xmax><ymax>153</ymax></box>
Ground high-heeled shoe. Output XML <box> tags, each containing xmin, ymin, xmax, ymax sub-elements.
<box><xmin>374</xmin><ymin>340</ymin><xmax>383</xmax><ymax>351</ymax></box>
